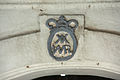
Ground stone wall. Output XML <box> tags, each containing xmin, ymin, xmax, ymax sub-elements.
<box><xmin>0</xmin><ymin>0</ymin><xmax>120</xmax><ymax>80</ymax></box>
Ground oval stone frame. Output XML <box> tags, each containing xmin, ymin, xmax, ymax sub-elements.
<box><xmin>48</xmin><ymin>27</ymin><xmax>77</xmax><ymax>61</ymax></box>
<box><xmin>46</xmin><ymin>15</ymin><xmax>78</xmax><ymax>61</ymax></box>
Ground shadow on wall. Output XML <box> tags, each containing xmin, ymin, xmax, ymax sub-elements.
<box><xmin>33</xmin><ymin>75</ymin><xmax>114</xmax><ymax>80</ymax></box>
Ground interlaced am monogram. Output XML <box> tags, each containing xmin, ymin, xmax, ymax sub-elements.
<box><xmin>46</xmin><ymin>15</ymin><xmax>78</xmax><ymax>61</ymax></box>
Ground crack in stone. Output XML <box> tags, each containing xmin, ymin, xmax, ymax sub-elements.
<box><xmin>0</xmin><ymin>27</ymin><xmax>119</xmax><ymax>41</ymax></box>
<box><xmin>0</xmin><ymin>30</ymin><xmax>40</xmax><ymax>41</ymax></box>
<box><xmin>85</xmin><ymin>27</ymin><xmax>120</xmax><ymax>36</ymax></box>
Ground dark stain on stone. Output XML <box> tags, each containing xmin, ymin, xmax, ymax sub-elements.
<box><xmin>40</xmin><ymin>9</ymin><xmax>43</xmax><ymax>11</ymax></box>
<box><xmin>96</xmin><ymin>63</ymin><xmax>99</xmax><ymax>66</ymax></box>
<box><xmin>61</xmin><ymin>62</ymin><xmax>63</xmax><ymax>65</ymax></box>
<box><xmin>88</xmin><ymin>5</ymin><xmax>91</xmax><ymax>8</ymax></box>
<box><xmin>32</xmin><ymin>6</ymin><xmax>34</xmax><ymax>9</ymax></box>
<box><xmin>26</xmin><ymin>66</ymin><xmax>30</xmax><ymax>68</ymax></box>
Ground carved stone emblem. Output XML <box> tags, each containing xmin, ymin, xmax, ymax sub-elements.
<box><xmin>46</xmin><ymin>15</ymin><xmax>78</xmax><ymax>61</ymax></box>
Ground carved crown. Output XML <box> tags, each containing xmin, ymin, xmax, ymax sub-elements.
<box><xmin>46</xmin><ymin>15</ymin><xmax>78</xmax><ymax>31</ymax></box>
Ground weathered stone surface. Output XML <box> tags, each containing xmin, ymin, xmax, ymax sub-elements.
<box><xmin>0</xmin><ymin>2</ymin><xmax>120</xmax><ymax>40</ymax></box>
<box><xmin>0</xmin><ymin>9</ymin><xmax>39</xmax><ymax>40</ymax></box>
<box><xmin>0</xmin><ymin>28</ymin><xmax>120</xmax><ymax>79</ymax></box>
<box><xmin>0</xmin><ymin>0</ymin><xmax>120</xmax><ymax>80</ymax></box>
<box><xmin>84</xmin><ymin>30</ymin><xmax>120</xmax><ymax>65</ymax></box>
<box><xmin>0</xmin><ymin>0</ymin><xmax>119</xmax><ymax>3</ymax></box>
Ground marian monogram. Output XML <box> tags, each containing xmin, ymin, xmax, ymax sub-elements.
<box><xmin>46</xmin><ymin>15</ymin><xmax>78</xmax><ymax>61</ymax></box>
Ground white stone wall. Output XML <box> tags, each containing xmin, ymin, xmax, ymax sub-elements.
<box><xmin>0</xmin><ymin>0</ymin><xmax>120</xmax><ymax>80</ymax></box>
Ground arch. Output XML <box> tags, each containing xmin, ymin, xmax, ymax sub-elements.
<box><xmin>0</xmin><ymin>61</ymin><xmax>120</xmax><ymax>80</ymax></box>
